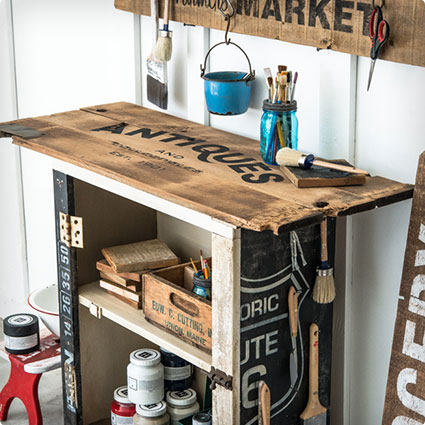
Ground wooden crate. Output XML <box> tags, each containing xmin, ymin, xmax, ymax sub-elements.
<box><xmin>143</xmin><ymin>260</ymin><xmax>212</xmax><ymax>353</ymax></box>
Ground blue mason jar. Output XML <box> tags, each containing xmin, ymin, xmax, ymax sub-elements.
<box><xmin>260</xmin><ymin>100</ymin><xmax>298</xmax><ymax>165</ymax></box>
<box><xmin>192</xmin><ymin>271</ymin><xmax>211</xmax><ymax>300</ymax></box>
<box><xmin>160</xmin><ymin>347</ymin><xmax>193</xmax><ymax>392</ymax></box>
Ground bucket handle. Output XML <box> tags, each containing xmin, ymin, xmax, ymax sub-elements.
<box><xmin>200</xmin><ymin>41</ymin><xmax>255</xmax><ymax>82</ymax></box>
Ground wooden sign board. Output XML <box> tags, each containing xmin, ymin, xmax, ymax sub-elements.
<box><xmin>115</xmin><ymin>0</ymin><xmax>425</xmax><ymax>68</ymax></box>
<box><xmin>383</xmin><ymin>151</ymin><xmax>425</xmax><ymax>425</ymax></box>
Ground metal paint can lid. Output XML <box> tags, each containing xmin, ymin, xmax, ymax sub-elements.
<box><xmin>192</xmin><ymin>412</ymin><xmax>212</xmax><ymax>424</ymax></box>
<box><xmin>3</xmin><ymin>314</ymin><xmax>39</xmax><ymax>337</ymax></box>
<box><xmin>136</xmin><ymin>401</ymin><xmax>167</xmax><ymax>417</ymax></box>
<box><xmin>113</xmin><ymin>386</ymin><xmax>132</xmax><ymax>404</ymax></box>
<box><xmin>130</xmin><ymin>349</ymin><xmax>161</xmax><ymax>367</ymax></box>
<box><xmin>166</xmin><ymin>388</ymin><xmax>197</xmax><ymax>407</ymax></box>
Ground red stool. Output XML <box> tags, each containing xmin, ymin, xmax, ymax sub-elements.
<box><xmin>0</xmin><ymin>331</ymin><xmax>61</xmax><ymax>425</ymax></box>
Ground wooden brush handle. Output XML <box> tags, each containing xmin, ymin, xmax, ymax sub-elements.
<box><xmin>288</xmin><ymin>286</ymin><xmax>298</xmax><ymax>337</ymax></box>
<box><xmin>258</xmin><ymin>381</ymin><xmax>270</xmax><ymax>425</ymax></box>
<box><xmin>300</xmin><ymin>323</ymin><xmax>326</xmax><ymax>420</ymax></box>
<box><xmin>163</xmin><ymin>0</ymin><xmax>170</xmax><ymax>26</ymax></box>
<box><xmin>320</xmin><ymin>218</ymin><xmax>328</xmax><ymax>263</ymax></box>
<box><xmin>313</xmin><ymin>159</ymin><xmax>369</xmax><ymax>175</ymax></box>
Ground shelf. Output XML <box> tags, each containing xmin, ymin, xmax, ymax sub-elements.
<box><xmin>79</xmin><ymin>282</ymin><xmax>212</xmax><ymax>372</ymax></box>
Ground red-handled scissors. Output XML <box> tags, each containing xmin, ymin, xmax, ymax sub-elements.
<box><xmin>367</xmin><ymin>6</ymin><xmax>390</xmax><ymax>91</ymax></box>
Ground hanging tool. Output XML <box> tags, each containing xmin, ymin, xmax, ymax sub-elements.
<box><xmin>288</xmin><ymin>286</ymin><xmax>299</xmax><ymax>387</ymax></box>
<box><xmin>146</xmin><ymin>0</ymin><xmax>168</xmax><ymax>109</ymax></box>
<box><xmin>367</xmin><ymin>4</ymin><xmax>390</xmax><ymax>91</ymax></box>
<box><xmin>276</xmin><ymin>147</ymin><xmax>370</xmax><ymax>175</ymax></box>
<box><xmin>300</xmin><ymin>323</ymin><xmax>327</xmax><ymax>425</ymax></box>
<box><xmin>313</xmin><ymin>218</ymin><xmax>336</xmax><ymax>304</ymax></box>
<box><xmin>153</xmin><ymin>0</ymin><xmax>173</xmax><ymax>62</ymax></box>
<box><xmin>258</xmin><ymin>381</ymin><xmax>270</xmax><ymax>425</ymax></box>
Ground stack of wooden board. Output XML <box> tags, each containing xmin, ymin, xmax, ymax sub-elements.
<box><xmin>97</xmin><ymin>239</ymin><xmax>180</xmax><ymax>309</ymax></box>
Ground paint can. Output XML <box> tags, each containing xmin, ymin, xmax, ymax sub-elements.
<box><xmin>127</xmin><ymin>349</ymin><xmax>164</xmax><ymax>405</ymax></box>
<box><xmin>111</xmin><ymin>386</ymin><xmax>136</xmax><ymax>425</ymax></box>
<box><xmin>160</xmin><ymin>347</ymin><xmax>193</xmax><ymax>391</ymax></box>
<box><xmin>192</xmin><ymin>412</ymin><xmax>212</xmax><ymax>425</ymax></box>
<box><xmin>134</xmin><ymin>401</ymin><xmax>170</xmax><ymax>425</ymax></box>
<box><xmin>200</xmin><ymin>41</ymin><xmax>255</xmax><ymax>116</ymax></box>
<box><xmin>3</xmin><ymin>313</ymin><xmax>40</xmax><ymax>354</ymax></box>
<box><xmin>166</xmin><ymin>388</ymin><xmax>200</xmax><ymax>425</ymax></box>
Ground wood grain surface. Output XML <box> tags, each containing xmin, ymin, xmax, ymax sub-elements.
<box><xmin>0</xmin><ymin>102</ymin><xmax>413</xmax><ymax>234</ymax></box>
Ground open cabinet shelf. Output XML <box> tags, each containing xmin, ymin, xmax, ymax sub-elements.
<box><xmin>79</xmin><ymin>282</ymin><xmax>212</xmax><ymax>372</ymax></box>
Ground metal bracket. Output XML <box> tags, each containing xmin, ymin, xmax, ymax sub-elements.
<box><xmin>208</xmin><ymin>366</ymin><xmax>233</xmax><ymax>391</ymax></box>
<box><xmin>59</xmin><ymin>212</ymin><xmax>84</xmax><ymax>248</ymax></box>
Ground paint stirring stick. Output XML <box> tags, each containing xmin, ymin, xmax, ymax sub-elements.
<box><xmin>290</xmin><ymin>72</ymin><xmax>298</xmax><ymax>102</ymax></box>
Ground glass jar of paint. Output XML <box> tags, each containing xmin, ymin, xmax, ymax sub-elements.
<box><xmin>166</xmin><ymin>388</ymin><xmax>200</xmax><ymax>425</ymax></box>
<box><xmin>160</xmin><ymin>348</ymin><xmax>193</xmax><ymax>391</ymax></box>
<box><xmin>127</xmin><ymin>349</ymin><xmax>164</xmax><ymax>405</ymax></box>
<box><xmin>111</xmin><ymin>386</ymin><xmax>136</xmax><ymax>425</ymax></box>
<box><xmin>260</xmin><ymin>100</ymin><xmax>298</xmax><ymax>165</ymax></box>
<box><xmin>192</xmin><ymin>271</ymin><xmax>211</xmax><ymax>300</ymax></box>
<box><xmin>192</xmin><ymin>412</ymin><xmax>212</xmax><ymax>425</ymax></box>
<box><xmin>133</xmin><ymin>401</ymin><xmax>170</xmax><ymax>425</ymax></box>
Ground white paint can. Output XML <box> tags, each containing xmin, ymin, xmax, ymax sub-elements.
<box><xmin>3</xmin><ymin>313</ymin><xmax>40</xmax><ymax>354</ymax></box>
<box><xmin>166</xmin><ymin>388</ymin><xmax>200</xmax><ymax>424</ymax></box>
<box><xmin>127</xmin><ymin>349</ymin><xmax>164</xmax><ymax>405</ymax></box>
<box><xmin>134</xmin><ymin>401</ymin><xmax>170</xmax><ymax>425</ymax></box>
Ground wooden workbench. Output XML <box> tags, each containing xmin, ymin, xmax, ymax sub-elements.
<box><xmin>0</xmin><ymin>102</ymin><xmax>413</xmax><ymax>425</ymax></box>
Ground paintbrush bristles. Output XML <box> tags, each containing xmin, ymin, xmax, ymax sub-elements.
<box><xmin>312</xmin><ymin>273</ymin><xmax>336</xmax><ymax>304</ymax></box>
<box><xmin>154</xmin><ymin>34</ymin><xmax>172</xmax><ymax>62</ymax></box>
<box><xmin>276</xmin><ymin>147</ymin><xmax>303</xmax><ymax>167</ymax></box>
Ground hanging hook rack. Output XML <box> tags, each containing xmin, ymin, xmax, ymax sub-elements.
<box><xmin>218</xmin><ymin>0</ymin><xmax>234</xmax><ymax>44</ymax></box>
<box><xmin>372</xmin><ymin>0</ymin><xmax>385</xmax><ymax>8</ymax></box>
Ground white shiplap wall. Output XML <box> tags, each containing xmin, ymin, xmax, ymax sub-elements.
<box><xmin>0</xmin><ymin>1</ymin><xmax>424</xmax><ymax>424</ymax></box>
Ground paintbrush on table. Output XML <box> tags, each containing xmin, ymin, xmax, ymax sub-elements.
<box><xmin>276</xmin><ymin>147</ymin><xmax>370</xmax><ymax>175</ymax></box>
<box><xmin>300</xmin><ymin>323</ymin><xmax>327</xmax><ymax>425</ymax></box>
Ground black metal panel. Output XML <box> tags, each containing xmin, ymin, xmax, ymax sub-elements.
<box><xmin>54</xmin><ymin>171</ymin><xmax>83</xmax><ymax>425</ymax></box>
<box><xmin>240</xmin><ymin>219</ymin><xmax>335</xmax><ymax>425</ymax></box>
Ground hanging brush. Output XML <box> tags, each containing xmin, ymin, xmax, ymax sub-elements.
<box><xmin>276</xmin><ymin>147</ymin><xmax>369</xmax><ymax>175</ymax></box>
<box><xmin>312</xmin><ymin>218</ymin><xmax>335</xmax><ymax>304</ymax></box>
<box><xmin>153</xmin><ymin>0</ymin><xmax>172</xmax><ymax>62</ymax></box>
<box><xmin>264</xmin><ymin>68</ymin><xmax>274</xmax><ymax>102</ymax></box>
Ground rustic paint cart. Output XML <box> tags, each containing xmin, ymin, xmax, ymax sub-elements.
<box><xmin>0</xmin><ymin>102</ymin><xmax>413</xmax><ymax>424</ymax></box>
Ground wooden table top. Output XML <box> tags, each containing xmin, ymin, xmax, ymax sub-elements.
<box><xmin>0</xmin><ymin>102</ymin><xmax>413</xmax><ymax>234</ymax></box>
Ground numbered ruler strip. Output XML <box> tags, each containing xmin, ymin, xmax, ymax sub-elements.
<box><xmin>54</xmin><ymin>170</ymin><xmax>83</xmax><ymax>425</ymax></box>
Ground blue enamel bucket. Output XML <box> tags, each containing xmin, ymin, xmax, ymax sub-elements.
<box><xmin>200</xmin><ymin>41</ymin><xmax>255</xmax><ymax>116</ymax></box>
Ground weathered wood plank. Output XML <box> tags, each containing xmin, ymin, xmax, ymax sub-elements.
<box><xmin>0</xmin><ymin>103</ymin><xmax>412</xmax><ymax>234</ymax></box>
<box><xmin>114</xmin><ymin>0</ymin><xmax>425</xmax><ymax>68</ymax></box>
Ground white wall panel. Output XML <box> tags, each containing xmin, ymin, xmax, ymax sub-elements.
<box><xmin>0</xmin><ymin>1</ymin><xmax>29</xmax><ymax>317</ymax></box>
<box><xmin>12</xmin><ymin>0</ymin><xmax>135</xmax><ymax>118</ymax></box>
<box><xmin>350</xmin><ymin>57</ymin><xmax>425</xmax><ymax>425</ymax></box>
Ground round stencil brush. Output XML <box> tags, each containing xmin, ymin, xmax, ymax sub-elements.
<box><xmin>153</xmin><ymin>0</ymin><xmax>172</xmax><ymax>62</ymax></box>
<box><xmin>276</xmin><ymin>147</ymin><xmax>369</xmax><ymax>175</ymax></box>
<box><xmin>312</xmin><ymin>218</ymin><xmax>335</xmax><ymax>304</ymax></box>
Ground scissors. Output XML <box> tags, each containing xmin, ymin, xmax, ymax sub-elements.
<box><xmin>367</xmin><ymin>5</ymin><xmax>390</xmax><ymax>91</ymax></box>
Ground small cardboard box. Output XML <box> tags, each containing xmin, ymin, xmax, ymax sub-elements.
<box><xmin>143</xmin><ymin>260</ymin><xmax>212</xmax><ymax>353</ymax></box>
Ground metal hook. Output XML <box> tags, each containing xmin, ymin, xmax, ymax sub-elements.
<box><xmin>218</xmin><ymin>0</ymin><xmax>234</xmax><ymax>19</ymax></box>
<box><xmin>224</xmin><ymin>16</ymin><xmax>231</xmax><ymax>44</ymax></box>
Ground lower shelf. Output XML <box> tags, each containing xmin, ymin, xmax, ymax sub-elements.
<box><xmin>79</xmin><ymin>282</ymin><xmax>212</xmax><ymax>372</ymax></box>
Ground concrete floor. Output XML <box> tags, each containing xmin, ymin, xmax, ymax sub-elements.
<box><xmin>0</xmin><ymin>320</ymin><xmax>63</xmax><ymax>425</ymax></box>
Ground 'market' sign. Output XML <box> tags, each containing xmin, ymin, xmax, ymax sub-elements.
<box><xmin>383</xmin><ymin>152</ymin><xmax>425</xmax><ymax>425</ymax></box>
